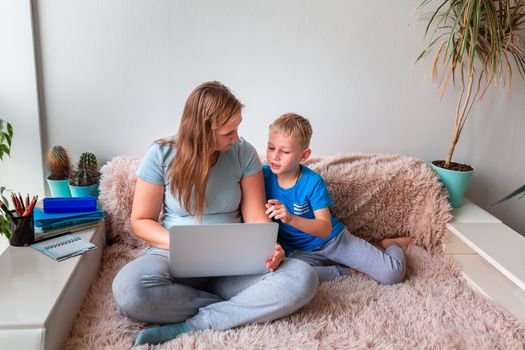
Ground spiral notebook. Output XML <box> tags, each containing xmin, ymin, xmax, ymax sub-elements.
<box><xmin>30</xmin><ymin>234</ymin><xmax>97</xmax><ymax>261</ymax></box>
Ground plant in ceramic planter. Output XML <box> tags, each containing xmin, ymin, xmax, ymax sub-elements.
<box><xmin>69</xmin><ymin>152</ymin><xmax>101</xmax><ymax>197</ymax></box>
<box><xmin>417</xmin><ymin>0</ymin><xmax>525</xmax><ymax>207</ymax></box>
<box><xmin>46</xmin><ymin>145</ymin><xmax>72</xmax><ymax>197</ymax></box>
<box><xmin>0</xmin><ymin>118</ymin><xmax>14</xmax><ymax>239</ymax></box>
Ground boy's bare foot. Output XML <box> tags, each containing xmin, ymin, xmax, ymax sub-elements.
<box><xmin>380</xmin><ymin>236</ymin><xmax>413</xmax><ymax>250</ymax></box>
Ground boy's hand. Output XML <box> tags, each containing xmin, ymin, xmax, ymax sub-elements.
<box><xmin>266</xmin><ymin>243</ymin><xmax>285</xmax><ymax>272</ymax></box>
<box><xmin>265</xmin><ymin>199</ymin><xmax>294</xmax><ymax>224</ymax></box>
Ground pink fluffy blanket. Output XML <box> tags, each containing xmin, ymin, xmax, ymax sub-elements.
<box><xmin>63</xmin><ymin>153</ymin><xmax>525</xmax><ymax>349</ymax></box>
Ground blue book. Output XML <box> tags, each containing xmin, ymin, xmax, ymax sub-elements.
<box><xmin>43</xmin><ymin>197</ymin><xmax>97</xmax><ymax>213</ymax></box>
<box><xmin>33</xmin><ymin>207</ymin><xmax>104</xmax><ymax>228</ymax></box>
<box><xmin>34</xmin><ymin>220</ymin><xmax>102</xmax><ymax>241</ymax></box>
<box><xmin>36</xmin><ymin>216</ymin><xmax>103</xmax><ymax>232</ymax></box>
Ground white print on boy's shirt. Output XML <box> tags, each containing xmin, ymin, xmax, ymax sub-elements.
<box><xmin>293</xmin><ymin>202</ymin><xmax>310</xmax><ymax>215</ymax></box>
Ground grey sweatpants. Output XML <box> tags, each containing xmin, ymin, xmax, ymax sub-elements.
<box><xmin>289</xmin><ymin>228</ymin><xmax>406</xmax><ymax>284</ymax></box>
<box><xmin>112</xmin><ymin>249</ymin><xmax>318</xmax><ymax>331</ymax></box>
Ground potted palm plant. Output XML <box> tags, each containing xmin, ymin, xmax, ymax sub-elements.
<box><xmin>417</xmin><ymin>0</ymin><xmax>525</xmax><ymax>207</ymax></box>
<box><xmin>0</xmin><ymin>118</ymin><xmax>14</xmax><ymax>239</ymax></box>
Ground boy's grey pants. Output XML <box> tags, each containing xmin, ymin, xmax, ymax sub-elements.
<box><xmin>112</xmin><ymin>251</ymin><xmax>318</xmax><ymax>331</ymax></box>
<box><xmin>290</xmin><ymin>228</ymin><xmax>406</xmax><ymax>284</ymax></box>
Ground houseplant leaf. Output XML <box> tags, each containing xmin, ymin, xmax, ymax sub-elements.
<box><xmin>0</xmin><ymin>118</ymin><xmax>14</xmax><ymax>239</ymax></box>
<box><xmin>418</xmin><ymin>0</ymin><xmax>525</xmax><ymax>169</ymax></box>
<box><xmin>492</xmin><ymin>184</ymin><xmax>525</xmax><ymax>204</ymax></box>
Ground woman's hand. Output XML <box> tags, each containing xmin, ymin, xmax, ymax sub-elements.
<box><xmin>266</xmin><ymin>243</ymin><xmax>285</xmax><ymax>272</ymax></box>
<box><xmin>265</xmin><ymin>199</ymin><xmax>294</xmax><ymax>224</ymax></box>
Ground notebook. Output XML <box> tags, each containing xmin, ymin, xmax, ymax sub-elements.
<box><xmin>33</xmin><ymin>207</ymin><xmax>104</xmax><ymax>229</ymax></box>
<box><xmin>169</xmin><ymin>222</ymin><xmax>278</xmax><ymax>278</ymax></box>
<box><xmin>34</xmin><ymin>220</ymin><xmax>103</xmax><ymax>242</ymax></box>
<box><xmin>31</xmin><ymin>234</ymin><xmax>97</xmax><ymax>261</ymax></box>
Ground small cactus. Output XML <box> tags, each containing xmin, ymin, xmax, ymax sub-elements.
<box><xmin>47</xmin><ymin>145</ymin><xmax>71</xmax><ymax>180</ymax></box>
<box><xmin>71</xmin><ymin>152</ymin><xmax>100</xmax><ymax>186</ymax></box>
<box><xmin>79</xmin><ymin>152</ymin><xmax>98</xmax><ymax>169</ymax></box>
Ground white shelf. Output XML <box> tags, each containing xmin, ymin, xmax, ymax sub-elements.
<box><xmin>445</xmin><ymin>198</ymin><xmax>525</xmax><ymax>323</ymax></box>
<box><xmin>448</xmin><ymin>222</ymin><xmax>525</xmax><ymax>291</ymax></box>
<box><xmin>0</xmin><ymin>222</ymin><xmax>105</xmax><ymax>350</ymax></box>
<box><xmin>0</xmin><ymin>235</ymin><xmax>7</xmax><ymax>255</ymax></box>
<box><xmin>450</xmin><ymin>198</ymin><xmax>502</xmax><ymax>224</ymax></box>
<box><xmin>452</xmin><ymin>254</ymin><xmax>525</xmax><ymax>322</ymax></box>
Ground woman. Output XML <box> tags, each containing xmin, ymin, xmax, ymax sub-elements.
<box><xmin>112</xmin><ymin>81</ymin><xmax>318</xmax><ymax>346</ymax></box>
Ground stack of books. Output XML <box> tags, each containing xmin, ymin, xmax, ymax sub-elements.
<box><xmin>33</xmin><ymin>197</ymin><xmax>105</xmax><ymax>241</ymax></box>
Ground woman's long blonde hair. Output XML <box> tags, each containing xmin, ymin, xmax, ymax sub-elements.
<box><xmin>159</xmin><ymin>81</ymin><xmax>242</xmax><ymax>220</ymax></box>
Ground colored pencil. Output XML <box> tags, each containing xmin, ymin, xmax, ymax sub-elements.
<box><xmin>11</xmin><ymin>193</ymin><xmax>18</xmax><ymax>215</ymax></box>
<box><xmin>13</xmin><ymin>194</ymin><xmax>23</xmax><ymax>216</ymax></box>
<box><xmin>23</xmin><ymin>196</ymin><xmax>38</xmax><ymax>217</ymax></box>
<box><xmin>18</xmin><ymin>193</ymin><xmax>25</xmax><ymax>212</ymax></box>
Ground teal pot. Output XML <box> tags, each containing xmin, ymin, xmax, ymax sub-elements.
<box><xmin>69</xmin><ymin>183</ymin><xmax>99</xmax><ymax>198</ymax></box>
<box><xmin>47</xmin><ymin>178</ymin><xmax>71</xmax><ymax>197</ymax></box>
<box><xmin>429</xmin><ymin>161</ymin><xmax>474</xmax><ymax>208</ymax></box>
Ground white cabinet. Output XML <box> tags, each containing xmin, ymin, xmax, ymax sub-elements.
<box><xmin>0</xmin><ymin>222</ymin><xmax>105</xmax><ymax>349</ymax></box>
<box><xmin>444</xmin><ymin>199</ymin><xmax>525</xmax><ymax>323</ymax></box>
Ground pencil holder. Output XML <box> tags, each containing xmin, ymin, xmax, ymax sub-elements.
<box><xmin>9</xmin><ymin>211</ymin><xmax>35</xmax><ymax>247</ymax></box>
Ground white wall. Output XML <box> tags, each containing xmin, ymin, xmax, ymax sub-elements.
<box><xmin>36</xmin><ymin>0</ymin><xmax>446</xmax><ymax>161</ymax></box>
<box><xmin>0</xmin><ymin>0</ymin><xmax>44</xmax><ymax>196</ymax></box>
<box><xmin>0</xmin><ymin>0</ymin><xmax>44</xmax><ymax>251</ymax></box>
<box><xmin>5</xmin><ymin>0</ymin><xmax>525</xmax><ymax>234</ymax></box>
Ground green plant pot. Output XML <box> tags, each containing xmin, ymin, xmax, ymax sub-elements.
<box><xmin>47</xmin><ymin>178</ymin><xmax>72</xmax><ymax>197</ymax></box>
<box><xmin>69</xmin><ymin>183</ymin><xmax>99</xmax><ymax>198</ymax></box>
<box><xmin>429</xmin><ymin>162</ymin><xmax>474</xmax><ymax>208</ymax></box>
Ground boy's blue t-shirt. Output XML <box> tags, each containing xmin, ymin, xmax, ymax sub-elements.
<box><xmin>136</xmin><ymin>137</ymin><xmax>262</xmax><ymax>228</ymax></box>
<box><xmin>263</xmin><ymin>164</ymin><xmax>344</xmax><ymax>254</ymax></box>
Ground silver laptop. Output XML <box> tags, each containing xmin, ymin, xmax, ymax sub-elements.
<box><xmin>169</xmin><ymin>222</ymin><xmax>278</xmax><ymax>278</ymax></box>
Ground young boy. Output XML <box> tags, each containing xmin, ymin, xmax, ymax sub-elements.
<box><xmin>263</xmin><ymin>113</ymin><xmax>412</xmax><ymax>283</ymax></box>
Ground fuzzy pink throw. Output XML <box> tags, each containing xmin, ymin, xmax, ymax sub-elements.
<box><xmin>63</xmin><ymin>154</ymin><xmax>525</xmax><ymax>349</ymax></box>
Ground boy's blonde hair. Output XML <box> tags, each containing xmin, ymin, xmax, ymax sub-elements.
<box><xmin>269</xmin><ymin>113</ymin><xmax>312</xmax><ymax>149</ymax></box>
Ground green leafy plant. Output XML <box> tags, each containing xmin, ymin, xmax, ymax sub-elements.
<box><xmin>47</xmin><ymin>145</ymin><xmax>72</xmax><ymax>180</ymax></box>
<box><xmin>70</xmin><ymin>152</ymin><xmax>100</xmax><ymax>186</ymax></box>
<box><xmin>0</xmin><ymin>119</ymin><xmax>14</xmax><ymax>239</ymax></box>
<box><xmin>0</xmin><ymin>186</ymin><xmax>12</xmax><ymax>240</ymax></box>
<box><xmin>0</xmin><ymin>119</ymin><xmax>13</xmax><ymax>160</ymax></box>
<box><xmin>493</xmin><ymin>184</ymin><xmax>525</xmax><ymax>204</ymax></box>
<box><xmin>417</xmin><ymin>0</ymin><xmax>525</xmax><ymax>170</ymax></box>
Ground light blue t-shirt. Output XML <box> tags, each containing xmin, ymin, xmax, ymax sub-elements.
<box><xmin>263</xmin><ymin>164</ymin><xmax>344</xmax><ymax>254</ymax></box>
<box><xmin>137</xmin><ymin>137</ymin><xmax>262</xmax><ymax>228</ymax></box>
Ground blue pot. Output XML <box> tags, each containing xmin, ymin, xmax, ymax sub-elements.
<box><xmin>429</xmin><ymin>162</ymin><xmax>474</xmax><ymax>208</ymax></box>
<box><xmin>69</xmin><ymin>183</ymin><xmax>99</xmax><ymax>198</ymax></box>
<box><xmin>47</xmin><ymin>178</ymin><xmax>72</xmax><ymax>197</ymax></box>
